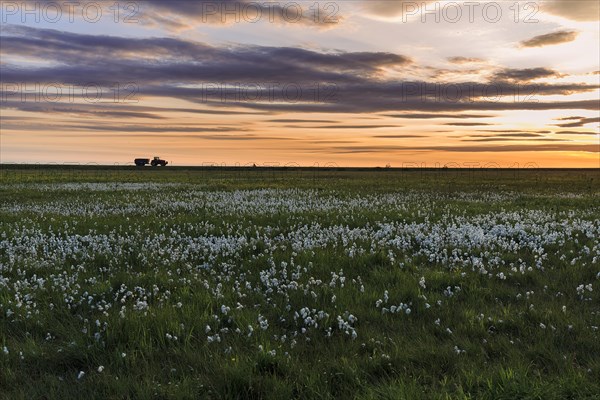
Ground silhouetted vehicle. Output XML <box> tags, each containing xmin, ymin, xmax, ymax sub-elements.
<box><xmin>151</xmin><ymin>156</ymin><xmax>168</xmax><ymax>167</ymax></box>
<box><xmin>134</xmin><ymin>157</ymin><xmax>168</xmax><ymax>167</ymax></box>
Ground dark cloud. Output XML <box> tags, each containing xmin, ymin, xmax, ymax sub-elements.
<box><xmin>0</xmin><ymin>121</ymin><xmax>248</xmax><ymax>134</ymax></box>
<box><xmin>164</xmin><ymin>97</ymin><xmax>600</xmax><ymax>114</ymax></box>
<box><xmin>461</xmin><ymin>138</ymin><xmax>568</xmax><ymax>142</ymax></box>
<box><xmin>26</xmin><ymin>133</ymin><xmax>296</xmax><ymax>141</ymax></box>
<box><xmin>555</xmin><ymin>117</ymin><xmax>600</xmax><ymax>128</ymax></box>
<box><xmin>1</xmin><ymin>26</ymin><xmax>598</xmax><ymax>121</ymax></box>
<box><xmin>268</xmin><ymin>119</ymin><xmax>336</xmax><ymax>123</ymax></box>
<box><xmin>477</xmin><ymin>130</ymin><xmax>552</xmax><ymax>134</ymax></box>
<box><xmin>260</xmin><ymin>47</ymin><xmax>411</xmax><ymax>71</ymax></box>
<box><xmin>445</xmin><ymin>122</ymin><xmax>494</xmax><ymax>126</ymax></box>
<box><xmin>492</xmin><ymin>67</ymin><xmax>563</xmax><ymax>82</ymax></box>
<box><xmin>285</xmin><ymin>125</ymin><xmax>398</xmax><ymax>129</ymax></box>
<box><xmin>0</xmin><ymin>103</ymin><xmax>165</xmax><ymax>120</ymax></box>
<box><xmin>477</xmin><ymin>130</ymin><xmax>521</xmax><ymax>133</ymax></box>
<box><xmin>0</xmin><ymin>24</ymin><xmax>216</xmax><ymax>64</ymax></box>
<box><xmin>384</xmin><ymin>113</ymin><xmax>495</xmax><ymax>119</ymax></box>
<box><xmin>372</xmin><ymin>135</ymin><xmax>425</xmax><ymax>138</ymax></box>
<box><xmin>327</xmin><ymin>144</ymin><xmax>599</xmax><ymax>154</ymax></box>
<box><xmin>423</xmin><ymin>67</ymin><xmax>482</xmax><ymax>80</ymax></box>
<box><xmin>69</xmin><ymin>125</ymin><xmax>249</xmax><ymax>134</ymax></box>
<box><xmin>0</xmin><ymin>25</ymin><xmax>410</xmax><ymax>86</ymax></box>
<box><xmin>0</xmin><ymin>101</ymin><xmax>269</xmax><ymax>117</ymax></box>
<box><xmin>447</xmin><ymin>57</ymin><xmax>486</xmax><ymax>64</ymax></box>
<box><xmin>520</xmin><ymin>30</ymin><xmax>579</xmax><ymax>47</ymax></box>
<box><xmin>140</xmin><ymin>0</ymin><xmax>343</xmax><ymax>27</ymax></box>
<box><xmin>554</xmin><ymin>130</ymin><xmax>599</xmax><ymax>135</ymax></box>
<box><xmin>304</xmin><ymin>140</ymin><xmax>358</xmax><ymax>144</ymax></box>
<box><xmin>555</xmin><ymin>116</ymin><xmax>585</xmax><ymax>121</ymax></box>
<box><xmin>30</xmin><ymin>0</ymin><xmax>341</xmax><ymax>29</ymax></box>
<box><xmin>138</xmin><ymin>80</ymin><xmax>600</xmax><ymax>114</ymax></box>
<box><xmin>467</xmin><ymin>133</ymin><xmax>544</xmax><ymax>138</ymax></box>
<box><xmin>190</xmin><ymin>134</ymin><xmax>294</xmax><ymax>141</ymax></box>
<box><xmin>81</xmin><ymin>111</ymin><xmax>165</xmax><ymax>119</ymax></box>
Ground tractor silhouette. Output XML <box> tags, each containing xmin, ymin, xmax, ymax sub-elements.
<box><xmin>134</xmin><ymin>156</ymin><xmax>168</xmax><ymax>167</ymax></box>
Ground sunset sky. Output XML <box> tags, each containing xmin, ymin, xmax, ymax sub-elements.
<box><xmin>1</xmin><ymin>0</ymin><xmax>599</xmax><ymax>167</ymax></box>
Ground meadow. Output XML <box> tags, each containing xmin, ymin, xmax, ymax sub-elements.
<box><xmin>0</xmin><ymin>166</ymin><xmax>599</xmax><ymax>399</ymax></box>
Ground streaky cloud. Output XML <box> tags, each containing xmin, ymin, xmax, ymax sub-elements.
<box><xmin>520</xmin><ymin>30</ymin><xmax>579</xmax><ymax>48</ymax></box>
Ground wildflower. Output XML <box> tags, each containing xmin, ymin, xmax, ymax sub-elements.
<box><xmin>97</xmin><ymin>366</ymin><xmax>104</xmax><ymax>373</ymax></box>
<box><xmin>77</xmin><ymin>371</ymin><xmax>85</xmax><ymax>380</ymax></box>
<box><xmin>207</xmin><ymin>334</ymin><xmax>221</xmax><ymax>343</ymax></box>
<box><xmin>258</xmin><ymin>315</ymin><xmax>269</xmax><ymax>330</ymax></box>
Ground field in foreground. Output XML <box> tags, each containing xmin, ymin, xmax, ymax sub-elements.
<box><xmin>1</xmin><ymin>167</ymin><xmax>599</xmax><ymax>399</ymax></box>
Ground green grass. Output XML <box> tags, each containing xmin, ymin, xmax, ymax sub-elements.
<box><xmin>0</xmin><ymin>167</ymin><xmax>599</xmax><ymax>399</ymax></box>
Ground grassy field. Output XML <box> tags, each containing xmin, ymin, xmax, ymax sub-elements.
<box><xmin>1</xmin><ymin>166</ymin><xmax>599</xmax><ymax>399</ymax></box>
